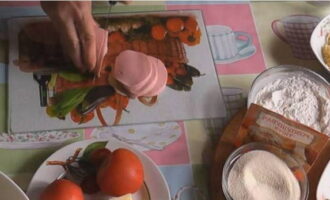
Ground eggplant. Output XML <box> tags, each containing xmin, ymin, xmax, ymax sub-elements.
<box><xmin>174</xmin><ymin>74</ymin><xmax>193</xmax><ymax>87</ymax></box>
<box><xmin>168</xmin><ymin>83</ymin><xmax>183</xmax><ymax>91</ymax></box>
<box><xmin>185</xmin><ymin>64</ymin><xmax>201</xmax><ymax>77</ymax></box>
<box><xmin>77</xmin><ymin>85</ymin><xmax>116</xmax><ymax>115</ymax></box>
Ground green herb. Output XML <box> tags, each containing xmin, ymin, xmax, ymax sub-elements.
<box><xmin>82</xmin><ymin>141</ymin><xmax>108</xmax><ymax>161</ymax></box>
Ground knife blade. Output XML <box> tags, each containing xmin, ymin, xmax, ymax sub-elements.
<box><xmin>92</xmin><ymin>1</ymin><xmax>117</xmax><ymax>83</ymax></box>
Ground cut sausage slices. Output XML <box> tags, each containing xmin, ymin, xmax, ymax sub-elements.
<box><xmin>113</xmin><ymin>50</ymin><xmax>153</xmax><ymax>89</ymax></box>
<box><xmin>141</xmin><ymin>56</ymin><xmax>167</xmax><ymax>97</ymax></box>
<box><xmin>94</xmin><ymin>26</ymin><xmax>109</xmax><ymax>77</ymax></box>
<box><xmin>112</xmin><ymin>50</ymin><xmax>167</xmax><ymax>98</ymax></box>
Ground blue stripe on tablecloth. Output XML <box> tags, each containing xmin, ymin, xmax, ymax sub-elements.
<box><xmin>0</xmin><ymin>63</ymin><xmax>6</xmax><ymax>84</ymax></box>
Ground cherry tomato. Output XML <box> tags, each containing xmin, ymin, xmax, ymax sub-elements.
<box><xmin>40</xmin><ymin>179</ymin><xmax>83</xmax><ymax>200</ymax></box>
<box><xmin>97</xmin><ymin>148</ymin><xmax>144</xmax><ymax>196</ymax></box>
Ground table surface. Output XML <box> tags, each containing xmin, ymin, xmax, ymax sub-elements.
<box><xmin>0</xmin><ymin>1</ymin><xmax>329</xmax><ymax>200</ymax></box>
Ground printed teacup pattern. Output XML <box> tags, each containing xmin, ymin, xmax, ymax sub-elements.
<box><xmin>272</xmin><ymin>15</ymin><xmax>320</xmax><ymax>60</ymax></box>
<box><xmin>207</xmin><ymin>25</ymin><xmax>256</xmax><ymax>64</ymax></box>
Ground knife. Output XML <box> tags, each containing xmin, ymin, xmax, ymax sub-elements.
<box><xmin>92</xmin><ymin>1</ymin><xmax>117</xmax><ymax>83</ymax></box>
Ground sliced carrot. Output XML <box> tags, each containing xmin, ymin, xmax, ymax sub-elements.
<box><xmin>166</xmin><ymin>18</ymin><xmax>184</xmax><ymax>33</ymax></box>
<box><xmin>151</xmin><ymin>24</ymin><xmax>167</xmax><ymax>41</ymax></box>
<box><xmin>184</xmin><ymin>17</ymin><xmax>198</xmax><ymax>32</ymax></box>
<box><xmin>167</xmin><ymin>76</ymin><xmax>174</xmax><ymax>85</ymax></box>
<box><xmin>70</xmin><ymin>109</ymin><xmax>94</xmax><ymax>124</ymax></box>
<box><xmin>113</xmin><ymin>94</ymin><xmax>123</xmax><ymax>125</ymax></box>
<box><xmin>179</xmin><ymin>28</ymin><xmax>201</xmax><ymax>46</ymax></box>
<box><xmin>113</xmin><ymin>108</ymin><xmax>123</xmax><ymax>125</ymax></box>
<box><xmin>293</xmin><ymin>169</ymin><xmax>305</xmax><ymax>181</ymax></box>
<box><xmin>166</xmin><ymin>66</ymin><xmax>176</xmax><ymax>76</ymax></box>
<box><xmin>168</xmin><ymin>31</ymin><xmax>180</xmax><ymax>38</ymax></box>
<box><xmin>138</xmin><ymin>96</ymin><xmax>157</xmax><ymax>106</ymax></box>
<box><xmin>96</xmin><ymin>107</ymin><xmax>108</xmax><ymax>126</ymax></box>
<box><xmin>175</xmin><ymin>67</ymin><xmax>187</xmax><ymax>76</ymax></box>
<box><xmin>109</xmin><ymin>31</ymin><xmax>126</xmax><ymax>43</ymax></box>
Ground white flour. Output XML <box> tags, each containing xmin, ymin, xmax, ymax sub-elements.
<box><xmin>227</xmin><ymin>150</ymin><xmax>301</xmax><ymax>200</ymax></box>
<box><xmin>254</xmin><ymin>74</ymin><xmax>330</xmax><ymax>136</ymax></box>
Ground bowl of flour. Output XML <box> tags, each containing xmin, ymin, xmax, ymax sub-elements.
<box><xmin>222</xmin><ymin>143</ymin><xmax>309</xmax><ymax>200</ymax></box>
<box><xmin>248</xmin><ymin>65</ymin><xmax>330</xmax><ymax>136</ymax></box>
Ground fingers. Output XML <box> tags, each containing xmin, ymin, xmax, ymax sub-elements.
<box><xmin>75</xmin><ymin>15</ymin><xmax>97</xmax><ymax>72</ymax></box>
<box><xmin>41</xmin><ymin>1</ymin><xmax>97</xmax><ymax>73</ymax></box>
<box><xmin>56</xmin><ymin>18</ymin><xmax>85</xmax><ymax>71</ymax></box>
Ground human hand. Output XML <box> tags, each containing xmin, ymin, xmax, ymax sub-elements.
<box><xmin>41</xmin><ymin>1</ymin><xmax>97</xmax><ymax>72</ymax></box>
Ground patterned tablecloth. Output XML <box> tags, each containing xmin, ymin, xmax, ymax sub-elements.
<box><xmin>0</xmin><ymin>1</ymin><xmax>329</xmax><ymax>200</ymax></box>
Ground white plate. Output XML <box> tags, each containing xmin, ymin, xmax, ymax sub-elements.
<box><xmin>310</xmin><ymin>14</ymin><xmax>330</xmax><ymax>73</ymax></box>
<box><xmin>317</xmin><ymin>161</ymin><xmax>330</xmax><ymax>200</ymax></box>
<box><xmin>0</xmin><ymin>171</ymin><xmax>29</xmax><ymax>200</ymax></box>
<box><xmin>26</xmin><ymin>139</ymin><xmax>170</xmax><ymax>200</ymax></box>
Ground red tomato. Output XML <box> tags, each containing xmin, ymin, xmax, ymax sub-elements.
<box><xmin>40</xmin><ymin>179</ymin><xmax>83</xmax><ymax>200</ymax></box>
<box><xmin>89</xmin><ymin>148</ymin><xmax>111</xmax><ymax>167</ymax></box>
<box><xmin>97</xmin><ymin>148</ymin><xmax>144</xmax><ymax>196</ymax></box>
<box><xmin>80</xmin><ymin>175</ymin><xmax>100</xmax><ymax>194</ymax></box>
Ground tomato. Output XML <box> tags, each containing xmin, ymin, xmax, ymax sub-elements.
<box><xmin>80</xmin><ymin>175</ymin><xmax>100</xmax><ymax>194</ymax></box>
<box><xmin>89</xmin><ymin>148</ymin><xmax>112</xmax><ymax>167</ymax></box>
<box><xmin>40</xmin><ymin>179</ymin><xmax>83</xmax><ymax>200</ymax></box>
<box><xmin>97</xmin><ymin>148</ymin><xmax>144</xmax><ymax>196</ymax></box>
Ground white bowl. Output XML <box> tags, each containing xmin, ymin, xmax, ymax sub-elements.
<box><xmin>0</xmin><ymin>171</ymin><xmax>29</xmax><ymax>200</ymax></box>
<box><xmin>310</xmin><ymin>14</ymin><xmax>330</xmax><ymax>73</ymax></box>
<box><xmin>247</xmin><ymin>65</ymin><xmax>329</xmax><ymax>107</ymax></box>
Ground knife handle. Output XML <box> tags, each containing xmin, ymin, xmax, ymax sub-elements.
<box><xmin>108</xmin><ymin>1</ymin><xmax>117</xmax><ymax>5</ymax></box>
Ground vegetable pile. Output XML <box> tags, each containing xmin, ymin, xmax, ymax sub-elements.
<box><xmin>41</xmin><ymin>141</ymin><xmax>144</xmax><ymax>200</ymax></box>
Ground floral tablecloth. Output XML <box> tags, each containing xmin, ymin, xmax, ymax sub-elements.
<box><xmin>0</xmin><ymin>1</ymin><xmax>329</xmax><ymax>200</ymax></box>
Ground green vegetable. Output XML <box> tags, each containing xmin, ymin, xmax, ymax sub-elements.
<box><xmin>185</xmin><ymin>64</ymin><xmax>201</xmax><ymax>77</ymax></box>
<box><xmin>52</xmin><ymin>87</ymin><xmax>92</xmax><ymax>118</ymax></box>
<box><xmin>48</xmin><ymin>73</ymin><xmax>58</xmax><ymax>89</ymax></box>
<box><xmin>82</xmin><ymin>141</ymin><xmax>108</xmax><ymax>161</ymax></box>
<box><xmin>58</xmin><ymin>72</ymin><xmax>89</xmax><ymax>82</ymax></box>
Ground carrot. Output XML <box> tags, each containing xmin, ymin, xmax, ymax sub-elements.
<box><xmin>176</xmin><ymin>67</ymin><xmax>187</xmax><ymax>76</ymax></box>
<box><xmin>138</xmin><ymin>96</ymin><xmax>157</xmax><ymax>106</ymax></box>
<box><xmin>166</xmin><ymin>17</ymin><xmax>184</xmax><ymax>33</ymax></box>
<box><xmin>179</xmin><ymin>28</ymin><xmax>201</xmax><ymax>46</ymax></box>
<box><xmin>168</xmin><ymin>31</ymin><xmax>180</xmax><ymax>38</ymax></box>
<box><xmin>151</xmin><ymin>24</ymin><xmax>167</xmax><ymax>40</ymax></box>
<box><xmin>184</xmin><ymin>17</ymin><xmax>198</xmax><ymax>32</ymax></box>
<box><xmin>166</xmin><ymin>66</ymin><xmax>176</xmax><ymax>76</ymax></box>
<box><xmin>70</xmin><ymin>109</ymin><xmax>94</xmax><ymax>124</ymax></box>
<box><xmin>293</xmin><ymin>169</ymin><xmax>305</xmax><ymax>181</ymax></box>
<box><xmin>113</xmin><ymin>94</ymin><xmax>123</xmax><ymax>125</ymax></box>
<box><xmin>167</xmin><ymin>76</ymin><xmax>174</xmax><ymax>85</ymax></box>
<box><xmin>96</xmin><ymin>107</ymin><xmax>108</xmax><ymax>126</ymax></box>
<box><xmin>109</xmin><ymin>31</ymin><xmax>126</xmax><ymax>43</ymax></box>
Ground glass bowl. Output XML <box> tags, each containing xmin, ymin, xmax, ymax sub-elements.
<box><xmin>247</xmin><ymin>65</ymin><xmax>330</xmax><ymax>107</ymax></box>
<box><xmin>222</xmin><ymin>142</ymin><xmax>309</xmax><ymax>200</ymax></box>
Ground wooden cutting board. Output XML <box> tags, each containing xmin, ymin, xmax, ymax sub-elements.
<box><xmin>209</xmin><ymin>109</ymin><xmax>246</xmax><ymax>200</ymax></box>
